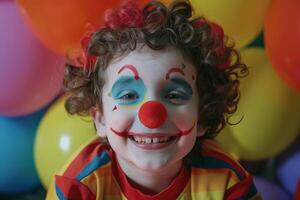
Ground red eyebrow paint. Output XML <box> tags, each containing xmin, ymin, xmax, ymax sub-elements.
<box><xmin>118</xmin><ymin>64</ymin><xmax>140</xmax><ymax>80</ymax></box>
<box><xmin>165</xmin><ymin>67</ymin><xmax>185</xmax><ymax>80</ymax></box>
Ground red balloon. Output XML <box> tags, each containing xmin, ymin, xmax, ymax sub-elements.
<box><xmin>264</xmin><ymin>0</ymin><xmax>300</xmax><ymax>92</ymax></box>
<box><xmin>16</xmin><ymin>0</ymin><xmax>171</xmax><ymax>63</ymax></box>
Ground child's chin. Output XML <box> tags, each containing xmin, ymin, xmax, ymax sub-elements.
<box><xmin>131</xmin><ymin>157</ymin><xmax>178</xmax><ymax>172</ymax></box>
<box><xmin>136</xmin><ymin>165</ymin><xmax>168</xmax><ymax>173</ymax></box>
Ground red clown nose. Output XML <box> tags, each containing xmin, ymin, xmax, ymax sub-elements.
<box><xmin>138</xmin><ymin>101</ymin><xmax>167</xmax><ymax>129</ymax></box>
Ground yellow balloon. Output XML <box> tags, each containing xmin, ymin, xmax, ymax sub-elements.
<box><xmin>217</xmin><ymin>48</ymin><xmax>300</xmax><ymax>161</ymax></box>
<box><xmin>190</xmin><ymin>0</ymin><xmax>271</xmax><ymax>48</ymax></box>
<box><xmin>35</xmin><ymin>96</ymin><xmax>96</xmax><ymax>189</ymax></box>
<box><xmin>238</xmin><ymin>48</ymin><xmax>269</xmax><ymax>92</ymax></box>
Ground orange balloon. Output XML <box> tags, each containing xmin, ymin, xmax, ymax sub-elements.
<box><xmin>16</xmin><ymin>0</ymin><xmax>171</xmax><ymax>59</ymax></box>
<box><xmin>264</xmin><ymin>0</ymin><xmax>300</xmax><ymax>92</ymax></box>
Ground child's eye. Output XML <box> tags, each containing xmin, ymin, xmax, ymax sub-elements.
<box><xmin>117</xmin><ymin>90</ymin><xmax>139</xmax><ymax>101</ymax></box>
<box><xmin>165</xmin><ymin>91</ymin><xmax>190</xmax><ymax>105</ymax></box>
<box><xmin>120</xmin><ymin>93</ymin><xmax>138</xmax><ymax>100</ymax></box>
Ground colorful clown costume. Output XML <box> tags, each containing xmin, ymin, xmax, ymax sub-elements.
<box><xmin>46</xmin><ymin>137</ymin><xmax>262</xmax><ymax>200</ymax></box>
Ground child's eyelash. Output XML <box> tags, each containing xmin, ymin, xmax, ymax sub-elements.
<box><xmin>116</xmin><ymin>90</ymin><xmax>139</xmax><ymax>101</ymax></box>
<box><xmin>119</xmin><ymin>92</ymin><xmax>139</xmax><ymax>100</ymax></box>
<box><xmin>165</xmin><ymin>91</ymin><xmax>189</xmax><ymax>99</ymax></box>
<box><xmin>164</xmin><ymin>90</ymin><xmax>191</xmax><ymax>105</ymax></box>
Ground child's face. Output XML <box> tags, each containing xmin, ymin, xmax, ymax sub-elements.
<box><xmin>95</xmin><ymin>45</ymin><xmax>203</xmax><ymax>171</ymax></box>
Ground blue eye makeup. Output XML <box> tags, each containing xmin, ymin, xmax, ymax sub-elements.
<box><xmin>111</xmin><ymin>75</ymin><xmax>146</xmax><ymax>106</ymax></box>
<box><xmin>161</xmin><ymin>77</ymin><xmax>193</xmax><ymax>105</ymax></box>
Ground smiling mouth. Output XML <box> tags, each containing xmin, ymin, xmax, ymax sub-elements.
<box><xmin>110</xmin><ymin>127</ymin><xmax>179</xmax><ymax>139</ymax></box>
<box><xmin>110</xmin><ymin>122</ymin><xmax>195</xmax><ymax>139</ymax></box>
<box><xmin>128</xmin><ymin>135</ymin><xmax>177</xmax><ymax>144</ymax></box>
<box><xmin>110</xmin><ymin>127</ymin><xmax>183</xmax><ymax>150</ymax></box>
<box><xmin>128</xmin><ymin>135</ymin><xmax>179</xmax><ymax>150</ymax></box>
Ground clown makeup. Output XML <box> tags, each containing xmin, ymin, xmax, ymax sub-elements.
<box><xmin>94</xmin><ymin>45</ymin><xmax>203</xmax><ymax>173</ymax></box>
<box><xmin>111</xmin><ymin>75</ymin><xmax>146</xmax><ymax>106</ymax></box>
<box><xmin>160</xmin><ymin>76</ymin><xmax>193</xmax><ymax>105</ymax></box>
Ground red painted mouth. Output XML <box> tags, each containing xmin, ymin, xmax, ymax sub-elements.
<box><xmin>110</xmin><ymin>122</ymin><xmax>195</xmax><ymax>138</ymax></box>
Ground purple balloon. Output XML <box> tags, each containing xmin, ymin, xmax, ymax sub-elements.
<box><xmin>254</xmin><ymin>176</ymin><xmax>291</xmax><ymax>200</ymax></box>
<box><xmin>277</xmin><ymin>150</ymin><xmax>300</xmax><ymax>195</ymax></box>
<box><xmin>0</xmin><ymin>1</ymin><xmax>65</xmax><ymax>116</ymax></box>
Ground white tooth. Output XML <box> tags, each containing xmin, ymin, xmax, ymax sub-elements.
<box><xmin>145</xmin><ymin>138</ymin><xmax>151</xmax><ymax>144</ymax></box>
<box><xmin>152</xmin><ymin>138</ymin><xmax>159</xmax><ymax>144</ymax></box>
<box><xmin>132</xmin><ymin>136</ymin><xmax>141</xmax><ymax>143</ymax></box>
<box><xmin>136</xmin><ymin>137</ymin><xmax>142</xmax><ymax>143</ymax></box>
<box><xmin>132</xmin><ymin>136</ymin><xmax>173</xmax><ymax>144</ymax></box>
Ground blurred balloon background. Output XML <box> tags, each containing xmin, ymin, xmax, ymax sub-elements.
<box><xmin>0</xmin><ymin>0</ymin><xmax>299</xmax><ymax>199</ymax></box>
<box><xmin>264</xmin><ymin>0</ymin><xmax>300</xmax><ymax>92</ymax></box>
<box><xmin>190</xmin><ymin>0</ymin><xmax>271</xmax><ymax>49</ymax></box>
<box><xmin>16</xmin><ymin>0</ymin><xmax>172</xmax><ymax>60</ymax></box>
<box><xmin>35</xmin><ymin>96</ymin><xmax>95</xmax><ymax>189</ymax></box>
<box><xmin>217</xmin><ymin>48</ymin><xmax>300</xmax><ymax>161</ymax></box>
<box><xmin>0</xmin><ymin>1</ymin><xmax>65</xmax><ymax>116</ymax></box>
<box><xmin>0</xmin><ymin>110</ymin><xmax>45</xmax><ymax>194</ymax></box>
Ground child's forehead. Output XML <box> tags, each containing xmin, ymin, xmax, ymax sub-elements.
<box><xmin>106</xmin><ymin>46</ymin><xmax>195</xmax><ymax>79</ymax></box>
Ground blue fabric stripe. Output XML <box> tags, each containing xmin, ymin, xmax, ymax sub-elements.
<box><xmin>55</xmin><ymin>184</ymin><xmax>68</xmax><ymax>200</ymax></box>
<box><xmin>76</xmin><ymin>151</ymin><xmax>110</xmax><ymax>181</ymax></box>
<box><xmin>192</xmin><ymin>156</ymin><xmax>243</xmax><ymax>180</ymax></box>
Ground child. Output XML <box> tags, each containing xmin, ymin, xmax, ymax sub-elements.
<box><xmin>47</xmin><ymin>0</ymin><xmax>261</xmax><ymax>199</ymax></box>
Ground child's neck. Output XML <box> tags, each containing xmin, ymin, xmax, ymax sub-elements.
<box><xmin>116</xmin><ymin>155</ymin><xmax>183</xmax><ymax>195</ymax></box>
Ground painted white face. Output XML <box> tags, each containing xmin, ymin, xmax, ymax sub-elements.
<box><xmin>95</xmin><ymin>45</ymin><xmax>203</xmax><ymax>172</ymax></box>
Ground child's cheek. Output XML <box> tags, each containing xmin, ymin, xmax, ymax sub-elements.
<box><xmin>108</xmin><ymin>106</ymin><xmax>136</xmax><ymax>132</ymax></box>
<box><xmin>168</xmin><ymin>104</ymin><xmax>198</xmax><ymax>134</ymax></box>
<box><xmin>102</xmin><ymin>88</ymin><xmax>137</xmax><ymax>132</ymax></box>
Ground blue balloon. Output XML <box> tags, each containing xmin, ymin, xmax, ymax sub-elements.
<box><xmin>277</xmin><ymin>150</ymin><xmax>300</xmax><ymax>195</ymax></box>
<box><xmin>254</xmin><ymin>176</ymin><xmax>291</xmax><ymax>200</ymax></box>
<box><xmin>0</xmin><ymin>108</ymin><xmax>47</xmax><ymax>194</ymax></box>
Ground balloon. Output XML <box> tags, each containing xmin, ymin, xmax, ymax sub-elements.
<box><xmin>16</xmin><ymin>0</ymin><xmax>172</xmax><ymax>58</ymax></box>
<box><xmin>190</xmin><ymin>0</ymin><xmax>270</xmax><ymax>48</ymax></box>
<box><xmin>253</xmin><ymin>177</ymin><xmax>291</xmax><ymax>200</ymax></box>
<box><xmin>0</xmin><ymin>1</ymin><xmax>65</xmax><ymax>116</ymax></box>
<box><xmin>0</xmin><ymin>186</ymin><xmax>46</xmax><ymax>200</ymax></box>
<box><xmin>0</xmin><ymin>109</ymin><xmax>48</xmax><ymax>194</ymax></box>
<box><xmin>264</xmin><ymin>0</ymin><xmax>300</xmax><ymax>92</ymax></box>
<box><xmin>35</xmin><ymin>96</ymin><xmax>96</xmax><ymax>189</ymax></box>
<box><xmin>217</xmin><ymin>48</ymin><xmax>300</xmax><ymax>160</ymax></box>
<box><xmin>277</xmin><ymin>149</ymin><xmax>300</xmax><ymax>195</ymax></box>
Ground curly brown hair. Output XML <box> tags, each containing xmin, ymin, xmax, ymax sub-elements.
<box><xmin>64</xmin><ymin>0</ymin><xmax>248</xmax><ymax>140</ymax></box>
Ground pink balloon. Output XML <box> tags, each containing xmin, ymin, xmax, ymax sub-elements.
<box><xmin>0</xmin><ymin>1</ymin><xmax>65</xmax><ymax>116</ymax></box>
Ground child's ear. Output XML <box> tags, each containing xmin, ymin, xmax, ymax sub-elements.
<box><xmin>90</xmin><ymin>107</ymin><xmax>107</xmax><ymax>138</ymax></box>
<box><xmin>197</xmin><ymin>126</ymin><xmax>207</xmax><ymax>137</ymax></box>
